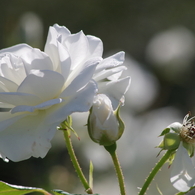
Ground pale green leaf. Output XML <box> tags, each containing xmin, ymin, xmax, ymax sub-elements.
<box><xmin>0</xmin><ymin>181</ymin><xmax>51</xmax><ymax>195</ymax></box>
<box><xmin>52</xmin><ymin>189</ymin><xmax>100</xmax><ymax>195</ymax></box>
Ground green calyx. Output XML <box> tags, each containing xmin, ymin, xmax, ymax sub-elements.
<box><xmin>158</xmin><ymin>132</ymin><xmax>180</xmax><ymax>151</ymax></box>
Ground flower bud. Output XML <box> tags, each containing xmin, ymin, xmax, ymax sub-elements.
<box><xmin>87</xmin><ymin>94</ymin><xmax>124</xmax><ymax>146</ymax></box>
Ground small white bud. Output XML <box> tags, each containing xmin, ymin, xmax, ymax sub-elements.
<box><xmin>87</xmin><ymin>94</ymin><xmax>124</xmax><ymax>146</ymax></box>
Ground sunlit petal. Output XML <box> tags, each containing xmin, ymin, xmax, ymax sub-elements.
<box><xmin>99</xmin><ymin>76</ymin><xmax>131</xmax><ymax>109</ymax></box>
<box><xmin>21</xmin><ymin>48</ymin><xmax>54</xmax><ymax>74</ymax></box>
<box><xmin>18</xmin><ymin>70</ymin><xmax>64</xmax><ymax>101</ymax></box>
<box><xmin>95</xmin><ymin>51</ymin><xmax>125</xmax><ymax>73</ymax></box>
<box><xmin>86</xmin><ymin>35</ymin><xmax>103</xmax><ymax>57</ymax></box>
<box><xmin>0</xmin><ymin>111</ymin><xmax>58</xmax><ymax>162</ymax></box>
<box><xmin>0</xmin><ymin>44</ymin><xmax>32</xmax><ymax>56</ymax></box>
<box><xmin>46</xmin><ymin>80</ymin><xmax>97</xmax><ymax>125</ymax></box>
<box><xmin>171</xmin><ymin>143</ymin><xmax>195</xmax><ymax>192</ymax></box>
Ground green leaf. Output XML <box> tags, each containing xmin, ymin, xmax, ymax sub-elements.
<box><xmin>52</xmin><ymin>189</ymin><xmax>100</xmax><ymax>195</ymax></box>
<box><xmin>0</xmin><ymin>181</ymin><xmax>51</xmax><ymax>195</ymax></box>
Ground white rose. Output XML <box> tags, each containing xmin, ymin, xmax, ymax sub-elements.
<box><xmin>0</xmin><ymin>42</ymin><xmax>98</xmax><ymax>162</ymax></box>
<box><xmin>45</xmin><ymin>24</ymin><xmax>131</xmax><ymax>110</ymax></box>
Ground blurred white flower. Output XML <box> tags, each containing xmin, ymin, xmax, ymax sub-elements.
<box><xmin>146</xmin><ymin>26</ymin><xmax>195</xmax><ymax>83</ymax></box>
<box><xmin>0</xmin><ymin>43</ymin><xmax>98</xmax><ymax>162</ymax></box>
<box><xmin>122</xmin><ymin>55</ymin><xmax>159</xmax><ymax>112</ymax></box>
<box><xmin>45</xmin><ymin>24</ymin><xmax>130</xmax><ymax>110</ymax></box>
<box><xmin>19</xmin><ymin>12</ymin><xmax>44</xmax><ymax>48</ymax></box>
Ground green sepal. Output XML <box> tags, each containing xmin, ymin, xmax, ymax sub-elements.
<box><xmin>159</xmin><ymin>128</ymin><xmax>170</xmax><ymax>137</ymax></box>
<box><xmin>58</xmin><ymin>116</ymin><xmax>80</xmax><ymax>139</ymax></box>
<box><xmin>104</xmin><ymin>142</ymin><xmax>117</xmax><ymax>155</ymax></box>
<box><xmin>183</xmin><ymin>142</ymin><xmax>195</xmax><ymax>157</ymax></box>
<box><xmin>157</xmin><ymin>133</ymin><xmax>180</xmax><ymax>151</ymax></box>
<box><xmin>114</xmin><ymin>104</ymin><xmax>125</xmax><ymax>141</ymax></box>
<box><xmin>167</xmin><ymin>151</ymin><xmax>176</xmax><ymax>166</ymax></box>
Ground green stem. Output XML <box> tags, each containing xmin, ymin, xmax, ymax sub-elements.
<box><xmin>63</xmin><ymin>129</ymin><xmax>93</xmax><ymax>194</ymax></box>
<box><xmin>105</xmin><ymin>144</ymin><xmax>126</xmax><ymax>195</ymax></box>
<box><xmin>138</xmin><ymin>150</ymin><xmax>174</xmax><ymax>195</ymax></box>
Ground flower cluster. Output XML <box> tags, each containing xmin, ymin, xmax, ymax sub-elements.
<box><xmin>0</xmin><ymin>24</ymin><xmax>130</xmax><ymax>162</ymax></box>
<box><xmin>158</xmin><ymin>113</ymin><xmax>195</xmax><ymax>192</ymax></box>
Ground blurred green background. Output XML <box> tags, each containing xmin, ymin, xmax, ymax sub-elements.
<box><xmin>1</xmin><ymin>0</ymin><xmax>195</xmax><ymax>194</ymax></box>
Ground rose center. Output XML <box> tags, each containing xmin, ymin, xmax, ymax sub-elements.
<box><xmin>180</xmin><ymin>123</ymin><xmax>195</xmax><ymax>144</ymax></box>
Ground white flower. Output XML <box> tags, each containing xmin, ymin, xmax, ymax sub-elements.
<box><xmin>0</xmin><ymin>23</ymin><xmax>130</xmax><ymax>162</ymax></box>
<box><xmin>0</xmin><ymin>42</ymin><xmax>98</xmax><ymax>162</ymax></box>
<box><xmin>87</xmin><ymin>94</ymin><xmax>124</xmax><ymax>146</ymax></box>
<box><xmin>45</xmin><ymin>24</ymin><xmax>130</xmax><ymax>110</ymax></box>
<box><xmin>163</xmin><ymin>114</ymin><xmax>195</xmax><ymax>192</ymax></box>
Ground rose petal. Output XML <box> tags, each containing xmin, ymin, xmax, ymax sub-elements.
<box><xmin>46</xmin><ymin>80</ymin><xmax>97</xmax><ymax>125</ymax></box>
<box><xmin>18</xmin><ymin>70</ymin><xmax>65</xmax><ymax>101</ymax></box>
<box><xmin>0</xmin><ymin>102</ymin><xmax>13</xmax><ymax>110</ymax></box>
<box><xmin>21</xmin><ymin>48</ymin><xmax>54</xmax><ymax>75</ymax></box>
<box><xmin>0</xmin><ymin>44</ymin><xmax>32</xmax><ymax>56</ymax></box>
<box><xmin>0</xmin><ymin>112</ymin><xmax>27</xmax><ymax>133</ymax></box>
<box><xmin>95</xmin><ymin>51</ymin><xmax>125</xmax><ymax>73</ymax></box>
<box><xmin>94</xmin><ymin>66</ymin><xmax>127</xmax><ymax>82</ymax></box>
<box><xmin>60</xmin><ymin>59</ymin><xmax>99</xmax><ymax>97</ymax></box>
<box><xmin>0</xmin><ymin>76</ymin><xmax>18</xmax><ymax>92</ymax></box>
<box><xmin>171</xmin><ymin>143</ymin><xmax>195</xmax><ymax>192</ymax></box>
<box><xmin>53</xmin><ymin>24</ymin><xmax>71</xmax><ymax>42</ymax></box>
<box><xmin>0</xmin><ymin>92</ymin><xmax>41</xmax><ymax>106</ymax></box>
<box><xmin>64</xmin><ymin>31</ymin><xmax>90</xmax><ymax>69</ymax></box>
<box><xmin>86</xmin><ymin>35</ymin><xmax>103</xmax><ymax>57</ymax></box>
<box><xmin>99</xmin><ymin>76</ymin><xmax>131</xmax><ymax>109</ymax></box>
<box><xmin>11</xmin><ymin>98</ymin><xmax>64</xmax><ymax>114</ymax></box>
<box><xmin>0</xmin><ymin>111</ymin><xmax>58</xmax><ymax>161</ymax></box>
<box><xmin>0</xmin><ymin>54</ymin><xmax>26</xmax><ymax>85</ymax></box>
<box><xmin>57</xmin><ymin>41</ymin><xmax>71</xmax><ymax>82</ymax></box>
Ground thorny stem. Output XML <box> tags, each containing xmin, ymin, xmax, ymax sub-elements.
<box><xmin>105</xmin><ymin>143</ymin><xmax>126</xmax><ymax>195</ymax></box>
<box><xmin>63</xmin><ymin>129</ymin><xmax>93</xmax><ymax>194</ymax></box>
<box><xmin>138</xmin><ymin>150</ymin><xmax>174</xmax><ymax>195</ymax></box>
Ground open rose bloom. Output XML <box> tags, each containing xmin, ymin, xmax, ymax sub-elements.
<box><xmin>0</xmin><ymin>24</ymin><xmax>130</xmax><ymax>162</ymax></box>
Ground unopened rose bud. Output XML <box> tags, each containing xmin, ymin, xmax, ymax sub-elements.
<box><xmin>87</xmin><ymin>94</ymin><xmax>124</xmax><ymax>146</ymax></box>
